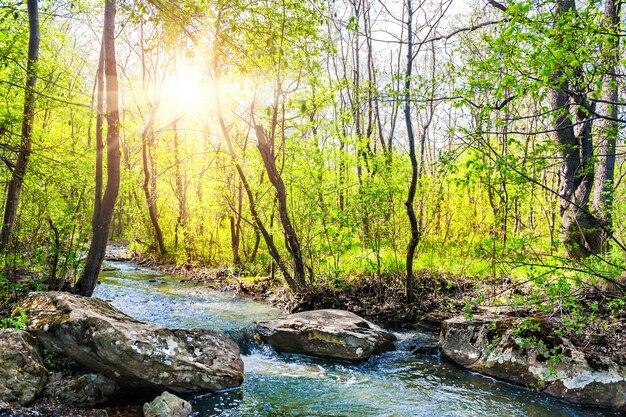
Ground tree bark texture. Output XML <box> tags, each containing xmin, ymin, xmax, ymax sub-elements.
<box><xmin>591</xmin><ymin>0</ymin><xmax>621</xmax><ymax>244</ymax></box>
<box><xmin>551</xmin><ymin>0</ymin><xmax>603</xmax><ymax>258</ymax></box>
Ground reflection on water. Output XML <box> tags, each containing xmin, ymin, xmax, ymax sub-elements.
<box><xmin>94</xmin><ymin>261</ymin><xmax>615</xmax><ymax>417</ymax></box>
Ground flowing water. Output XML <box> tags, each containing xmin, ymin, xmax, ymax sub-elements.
<box><xmin>94</xmin><ymin>261</ymin><xmax>616</xmax><ymax>417</ymax></box>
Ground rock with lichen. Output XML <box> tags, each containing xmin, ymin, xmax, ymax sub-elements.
<box><xmin>0</xmin><ymin>330</ymin><xmax>47</xmax><ymax>405</ymax></box>
<box><xmin>45</xmin><ymin>373</ymin><xmax>117</xmax><ymax>406</ymax></box>
<box><xmin>256</xmin><ymin>309</ymin><xmax>396</xmax><ymax>361</ymax></box>
<box><xmin>440</xmin><ymin>315</ymin><xmax>626</xmax><ymax>412</ymax></box>
<box><xmin>143</xmin><ymin>391</ymin><xmax>192</xmax><ymax>417</ymax></box>
<box><xmin>17</xmin><ymin>291</ymin><xmax>243</xmax><ymax>393</ymax></box>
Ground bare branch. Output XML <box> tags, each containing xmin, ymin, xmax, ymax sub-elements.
<box><xmin>485</xmin><ymin>0</ymin><xmax>507</xmax><ymax>12</ymax></box>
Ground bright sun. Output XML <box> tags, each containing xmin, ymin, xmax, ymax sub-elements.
<box><xmin>159</xmin><ymin>62</ymin><xmax>208</xmax><ymax>118</ymax></box>
<box><xmin>156</xmin><ymin>59</ymin><xmax>253</xmax><ymax>123</ymax></box>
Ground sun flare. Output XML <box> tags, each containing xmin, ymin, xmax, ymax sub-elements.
<box><xmin>154</xmin><ymin>60</ymin><xmax>253</xmax><ymax>122</ymax></box>
<box><xmin>159</xmin><ymin>62</ymin><xmax>208</xmax><ymax>117</ymax></box>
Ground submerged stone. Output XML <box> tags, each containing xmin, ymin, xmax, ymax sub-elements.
<box><xmin>18</xmin><ymin>291</ymin><xmax>243</xmax><ymax>393</ymax></box>
<box><xmin>396</xmin><ymin>332</ymin><xmax>440</xmax><ymax>356</ymax></box>
<box><xmin>256</xmin><ymin>309</ymin><xmax>396</xmax><ymax>361</ymax></box>
<box><xmin>100</xmin><ymin>264</ymin><xmax>119</xmax><ymax>272</ymax></box>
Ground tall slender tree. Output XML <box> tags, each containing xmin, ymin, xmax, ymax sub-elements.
<box><xmin>404</xmin><ymin>0</ymin><xmax>418</xmax><ymax>303</ymax></box>
<box><xmin>76</xmin><ymin>0</ymin><xmax>121</xmax><ymax>296</ymax></box>
<box><xmin>138</xmin><ymin>22</ymin><xmax>167</xmax><ymax>255</ymax></box>
<box><xmin>255</xmin><ymin>124</ymin><xmax>308</xmax><ymax>288</ymax></box>
<box><xmin>0</xmin><ymin>0</ymin><xmax>40</xmax><ymax>250</ymax></box>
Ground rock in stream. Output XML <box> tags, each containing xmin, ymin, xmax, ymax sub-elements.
<box><xmin>144</xmin><ymin>391</ymin><xmax>193</xmax><ymax>417</ymax></box>
<box><xmin>17</xmin><ymin>291</ymin><xmax>244</xmax><ymax>393</ymax></box>
<box><xmin>440</xmin><ymin>315</ymin><xmax>626</xmax><ymax>412</ymax></box>
<box><xmin>256</xmin><ymin>309</ymin><xmax>396</xmax><ymax>361</ymax></box>
<box><xmin>45</xmin><ymin>373</ymin><xmax>118</xmax><ymax>406</ymax></box>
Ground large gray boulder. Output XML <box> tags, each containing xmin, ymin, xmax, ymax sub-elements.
<box><xmin>256</xmin><ymin>309</ymin><xmax>396</xmax><ymax>361</ymax></box>
<box><xmin>144</xmin><ymin>391</ymin><xmax>192</xmax><ymax>417</ymax></box>
<box><xmin>17</xmin><ymin>292</ymin><xmax>243</xmax><ymax>392</ymax></box>
<box><xmin>0</xmin><ymin>330</ymin><xmax>47</xmax><ymax>405</ymax></box>
<box><xmin>440</xmin><ymin>315</ymin><xmax>626</xmax><ymax>411</ymax></box>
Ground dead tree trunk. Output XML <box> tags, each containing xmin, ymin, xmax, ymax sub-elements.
<box><xmin>76</xmin><ymin>0</ymin><xmax>121</xmax><ymax>296</ymax></box>
<box><xmin>0</xmin><ymin>0</ymin><xmax>40</xmax><ymax>250</ymax></box>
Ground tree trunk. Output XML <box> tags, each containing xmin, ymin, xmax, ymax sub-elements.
<box><xmin>228</xmin><ymin>181</ymin><xmax>242</xmax><ymax>266</ymax></box>
<box><xmin>47</xmin><ymin>216</ymin><xmax>60</xmax><ymax>290</ymax></box>
<box><xmin>229</xmin><ymin>215</ymin><xmax>241</xmax><ymax>266</ymax></box>
<box><xmin>551</xmin><ymin>0</ymin><xmax>602</xmax><ymax>258</ymax></box>
<box><xmin>76</xmin><ymin>0</ymin><xmax>121</xmax><ymax>296</ymax></box>
<box><xmin>173</xmin><ymin>120</ymin><xmax>187</xmax><ymax>249</ymax></box>
<box><xmin>141</xmin><ymin>118</ymin><xmax>167</xmax><ymax>255</ymax></box>
<box><xmin>255</xmin><ymin>125</ymin><xmax>307</xmax><ymax>289</ymax></box>
<box><xmin>0</xmin><ymin>0</ymin><xmax>39</xmax><ymax>250</ymax></box>
<box><xmin>137</xmin><ymin>23</ymin><xmax>166</xmax><ymax>256</ymax></box>
<box><xmin>210</xmin><ymin>2</ymin><xmax>301</xmax><ymax>291</ymax></box>
<box><xmin>404</xmin><ymin>0</ymin><xmax>418</xmax><ymax>303</ymax></box>
<box><xmin>592</xmin><ymin>0</ymin><xmax>621</xmax><ymax>249</ymax></box>
<box><xmin>249</xmin><ymin>229</ymin><xmax>261</xmax><ymax>263</ymax></box>
<box><xmin>214</xmin><ymin>100</ymin><xmax>298</xmax><ymax>290</ymax></box>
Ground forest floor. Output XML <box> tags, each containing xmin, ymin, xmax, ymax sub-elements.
<box><xmin>1</xmin><ymin>398</ymin><xmax>110</xmax><ymax>417</ymax></box>
<box><xmin>0</xmin><ymin>266</ymin><xmax>45</xmax><ymax>326</ymax></box>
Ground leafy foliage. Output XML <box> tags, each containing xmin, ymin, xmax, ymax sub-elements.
<box><xmin>0</xmin><ymin>0</ymin><xmax>624</xmax><ymax>335</ymax></box>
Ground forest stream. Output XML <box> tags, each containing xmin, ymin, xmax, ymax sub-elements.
<box><xmin>93</xmin><ymin>260</ymin><xmax>616</xmax><ymax>417</ymax></box>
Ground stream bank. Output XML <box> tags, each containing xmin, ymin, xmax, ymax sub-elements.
<box><xmin>95</xmin><ymin>259</ymin><xmax>617</xmax><ymax>416</ymax></box>
<box><xmin>106</xmin><ymin>249</ymin><xmax>626</xmax><ymax>414</ymax></box>
<box><xmin>2</xmin><ymin>256</ymin><xmax>622</xmax><ymax>416</ymax></box>
<box><xmin>121</xmin><ymin>247</ymin><xmax>464</xmax><ymax>329</ymax></box>
<box><xmin>126</xmin><ymin>247</ymin><xmax>626</xmax><ymax>359</ymax></box>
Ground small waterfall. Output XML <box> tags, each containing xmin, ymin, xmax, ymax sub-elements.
<box><xmin>223</xmin><ymin>325</ymin><xmax>268</xmax><ymax>355</ymax></box>
<box><xmin>393</xmin><ymin>331</ymin><xmax>440</xmax><ymax>356</ymax></box>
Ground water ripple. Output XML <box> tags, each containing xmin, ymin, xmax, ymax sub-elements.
<box><xmin>94</xmin><ymin>261</ymin><xmax>616</xmax><ymax>417</ymax></box>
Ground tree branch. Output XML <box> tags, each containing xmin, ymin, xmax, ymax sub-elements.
<box><xmin>485</xmin><ymin>0</ymin><xmax>507</xmax><ymax>12</ymax></box>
